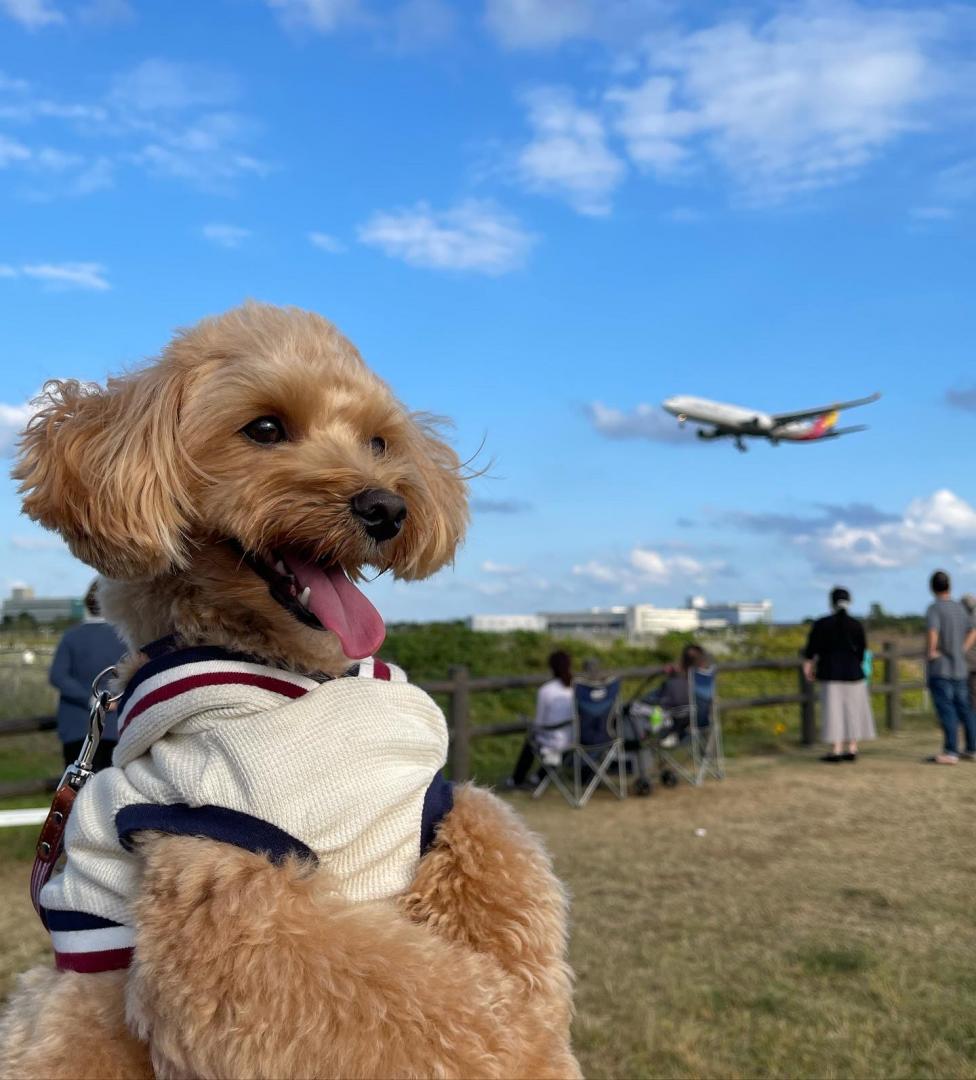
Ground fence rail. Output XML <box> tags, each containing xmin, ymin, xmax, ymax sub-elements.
<box><xmin>0</xmin><ymin>642</ymin><xmax>928</xmax><ymax>794</ymax></box>
<box><xmin>420</xmin><ymin>642</ymin><xmax>928</xmax><ymax>781</ymax></box>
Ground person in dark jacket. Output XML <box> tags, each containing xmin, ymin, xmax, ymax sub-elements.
<box><xmin>49</xmin><ymin>580</ymin><xmax>128</xmax><ymax>769</ymax></box>
<box><xmin>803</xmin><ymin>586</ymin><xmax>874</xmax><ymax>763</ymax></box>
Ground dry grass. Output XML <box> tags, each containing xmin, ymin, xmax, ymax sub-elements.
<box><xmin>2</xmin><ymin>727</ymin><xmax>975</xmax><ymax>1079</ymax></box>
<box><xmin>515</xmin><ymin>727</ymin><xmax>976</xmax><ymax>1079</ymax></box>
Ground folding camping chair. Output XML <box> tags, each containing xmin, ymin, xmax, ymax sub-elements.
<box><xmin>532</xmin><ymin>676</ymin><xmax>627</xmax><ymax>808</ymax></box>
<box><xmin>656</xmin><ymin>666</ymin><xmax>725</xmax><ymax>786</ymax></box>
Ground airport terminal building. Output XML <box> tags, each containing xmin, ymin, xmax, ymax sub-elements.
<box><xmin>469</xmin><ymin>596</ymin><xmax>772</xmax><ymax>642</ymax></box>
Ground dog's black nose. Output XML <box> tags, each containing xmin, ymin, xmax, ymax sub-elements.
<box><xmin>350</xmin><ymin>489</ymin><xmax>407</xmax><ymax>542</ymax></box>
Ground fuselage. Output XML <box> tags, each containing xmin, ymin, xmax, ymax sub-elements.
<box><xmin>662</xmin><ymin>395</ymin><xmax>835</xmax><ymax>441</ymax></box>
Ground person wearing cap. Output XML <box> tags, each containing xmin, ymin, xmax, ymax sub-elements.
<box><xmin>925</xmin><ymin>570</ymin><xmax>976</xmax><ymax>764</ymax></box>
<box><xmin>803</xmin><ymin>587</ymin><xmax>874</xmax><ymax>762</ymax></box>
<box><xmin>48</xmin><ymin>580</ymin><xmax>128</xmax><ymax>771</ymax></box>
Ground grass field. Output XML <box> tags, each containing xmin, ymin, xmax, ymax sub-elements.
<box><xmin>2</xmin><ymin>722</ymin><xmax>974</xmax><ymax>1078</ymax></box>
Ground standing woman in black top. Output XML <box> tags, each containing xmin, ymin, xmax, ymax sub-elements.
<box><xmin>802</xmin><ymin>587</ymin><xmax>875</xmax><ymax>762</ymax></box>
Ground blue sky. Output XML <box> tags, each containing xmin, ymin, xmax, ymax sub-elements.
<box><xmin>1</xmin><ymin>0</ymin><xmax>975</xmax><ymax>623</ymax></box>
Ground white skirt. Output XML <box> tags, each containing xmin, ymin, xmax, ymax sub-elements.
<box><xmin>820</xmin><ymin>680</ymin><xmax>876</xmax><ymax>743</ymax></box>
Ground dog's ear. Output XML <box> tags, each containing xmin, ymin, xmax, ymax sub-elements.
<box><xmin>14</xmin><ymin>368</ymin><xmax>193</xmax><ymax>579</ymax></box>
<box><xmin>397</xmin><ymin>415</ymin><xmax>469</xmax><ymax>579</ymax></box>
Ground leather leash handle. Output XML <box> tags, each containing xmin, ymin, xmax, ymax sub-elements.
<box><xmin>30</xmin><ymin>784</ymin><xmax>78</xmax><ymax>922</ymax></box>
<box><xmin>29</xmin><ymin>665</ymin><xmax>120</xmax><ymax>925</ymax></box>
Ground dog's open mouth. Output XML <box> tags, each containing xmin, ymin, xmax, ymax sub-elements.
<box><xmin>240</xmin><ymin>545</ymin><xmax>386</xmax><ymax>660</ymax></box>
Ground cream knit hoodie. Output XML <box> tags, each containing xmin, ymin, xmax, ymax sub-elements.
<box><xmin>39</xmin><ymin>641</ymin><xmax>451</xmax><ymax>972</ymax></box>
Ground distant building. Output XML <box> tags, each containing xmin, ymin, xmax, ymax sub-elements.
<box><xmin>542</xmin><ymin>607</ymin><xmax>630</xmax><ymax>639</ymax></box>
<box><xmin>470</xmin><ymin>595</ymin><xmax>774</xmax><ymax>641</ymax></box>
<box><xmin>2</xmin><ymin>586</ymin><xmax>83</xmax><ymax>625</ymax></box>
<box><xmin>688</xmin><ymin>596</ymin><xmax>773</xmax><ymax>626</ymax></box>
<box><xmin>468</xmin><ymin>613</ymin><xmax>548</xmax><ymax>633</ymax></box>
<box><xmin>627</xmin><ymin>604</ymin><xmax>701</xmax><ymax>638</ymax></box>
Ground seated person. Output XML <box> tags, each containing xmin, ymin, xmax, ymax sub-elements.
<box><xmin>629</xmin><ymin>644</ymin><xmax>710</xmax><ymax>743</ymax></box>
<box><xmin>505</xmin><ymin>650</ymin><xmax>574</xmax><ymax>789</ymax></box>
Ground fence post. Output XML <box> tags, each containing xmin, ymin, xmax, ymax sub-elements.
<box><xmin>797</xmin><ymin>659</ymin><xmax>816</xmax><ymax>745</ymax></box>
<box><xmin>448</xmin><ymin>664</ymin><xmax>470</xmax><ymax>781</ymax></box>
<box><xmin>883</xmin><ymin>641</ymin><xmax>901</xmax><ymax>731</ymax></box>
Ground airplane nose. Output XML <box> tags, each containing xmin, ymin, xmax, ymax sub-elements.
<box><xmin>350</xmin><ymin>488</ymin><xmax>407</xmax><ymax>542</ymax></box>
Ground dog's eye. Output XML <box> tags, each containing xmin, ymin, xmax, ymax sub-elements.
<box><xmin>370</xmin><ymin>436</ymin><xmax>387</xmax><ymax>457</ymax></box>
<box><xmin>241</xmin><ymin>416</ymin><xmax>288</xmax><ymax>445</ymax></box>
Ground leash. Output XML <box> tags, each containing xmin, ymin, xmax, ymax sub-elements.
<box><xmin>30</xmin><ymin>667</ymin><xmax>120</xmax><ymax>923</ymax></box>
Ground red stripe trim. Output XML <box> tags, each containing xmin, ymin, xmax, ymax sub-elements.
<box><xmin>55</xmin><ymin>947</ymin><xmax>134</xmax><ymax>973</ymax></box>
<box><xmin>372</xmin><ymin>659</ymin><xmax>391</xmax><ymax>681</ymax></box>
<box><xmin>121</xmin><ymin>672</ymin><xmax>309</xmax><ymax>733</ymax></box>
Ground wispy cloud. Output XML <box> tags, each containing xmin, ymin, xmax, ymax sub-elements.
<box><xmin>946</xmin><ymin>384</ymin><xmax>976</xmax><ymax>412</ymax></box>
<box><xmin>573</xmin><ymin>544</ymin><xmax>724</xmax><ymax>591</ymax></box>
<box><xmin>499</xmin><ymin>2</ymin><xmax>974</xmax><ymax>209</ymax></box>
<box><xmin>1</xmin><ymin>261</ymin><xmax>110</xmax><ymax>290</ymax></box>
<box><xmin>0</xmin><ymin>0</ymin><xmax>64</xmax><ymax>30</ymax></box>
<box><xmin>21</xmin><ymin>262</ymin><xmax>110</xmax><ymax>290</ymax></box>
<box><xmin>308</xmin><ymin>231</ymin><xmax>346</xmax><ymax>253</ymax></box>
<box><xmin>265</xmin><ymin>0</ymin><xmax>362</xmax><ymax>33</ymax></box>
<box><xmin>358</xmin><ymin>199</ymin><xmax>536</xmax><ymax>274</ymax></box>
<box><xmin>10</xmin><ymin>534</ymin><xmax>65</xmax><ymax>552</ymax></box>
<box><xmin>470</xmin><ymin>497</ymin><xmax>533</xmax><ymax>514</ymax></box>
<box><xmin>480</xmin><ymin>559</ymin><xmax>523</xmax><ymax>575</ymax></box>
<box><xmin>607</xmin><ymin>4</ymin><xmax>955</xmax><ymax>203</ymax></box>
<box><xmin>585</xmin><ymin>401</ymin><xmax>694</xmax><ymax>444</ymax></box>
<box><xmin>0</xmin><ymin>59</ymin><xmax>269</xmax><ymax>196</ymax></box>
<box><xmin>516</xmin><ymin>87</ymin><xmax>625</xmax><ymax>216</ymax></box>
<box><xmin>730</xmin><ymin>490</ymin><xmax>976</xmax><ymax>573</ymax></box>
<box><xmin>483</xmin><ymin>0</ymin><xmax>662</xmax><ymax>50</ymax></box>
<box><xmin>202</xmin><ymin>223</ymin><xmax>251</xmax><ymax>248</ymax></box>
<box><xmin>0</xmin><ymin>400</ymin><xmax>35</xmax><ymax>454</ymax></box>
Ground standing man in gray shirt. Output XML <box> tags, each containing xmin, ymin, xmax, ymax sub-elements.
<box><xmin>926</xmin><ymin>570</ymin><xmax>976</xmax><ymax>764</ymax></box>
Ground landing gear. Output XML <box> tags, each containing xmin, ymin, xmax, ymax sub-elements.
<box><xmin>678</xmin><ymin>414</ymin><xmax>687</xmax><ymax>428</ymax></box>
<box><xmin>735</xmin><ymin>435</ymin><xmax>747</xmax><ymax>453</ymax></box>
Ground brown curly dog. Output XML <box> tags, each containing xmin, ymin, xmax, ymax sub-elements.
<box><xmin>0</xmin><ymin>303</ymin><xmax>580</xmax><ymax>1080</ymax></box>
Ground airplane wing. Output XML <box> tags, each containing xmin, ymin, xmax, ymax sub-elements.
<box><xmin>770</xmin><ymin>392</ymin><xmax>881</xmax><ymax>427</ymax></box>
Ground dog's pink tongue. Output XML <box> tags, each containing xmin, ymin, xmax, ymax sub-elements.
<box><xmin>286</xmin><ymin>557</ymin><xmax>386</xmax><ymax>660</ymax></box>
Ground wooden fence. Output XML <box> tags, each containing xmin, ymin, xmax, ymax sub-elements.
<box><xmin>0</xmin><ymin>642</ymin><xmax>928</xmax><ymax>795</ymax></box>
<box><xmin>421</xmin><ymin>642</ymin><xmax>928</xmax><ymax>781</ymax></box>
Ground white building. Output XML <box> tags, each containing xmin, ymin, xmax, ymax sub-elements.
<box><xmin>627</xmin><ymin>604</ymin><xmax>701</xmax><ymax>638</ymax></box>
<box><xmin>542</xmin><ymin>607</ymin><xmax>630</xmax><ymax>639</ymax></box>
<box><xmin>2</xmin><ymin>586</ymin><xmax>83</xmax><ymax>624</ymax></box>
<box><xmin>688</xmin><ymin>596</ymin><xmax>773</xmax><ymax>626</ymax></box>
<box><xmin>468</xmin><ymin>614</ymin><xmax>548</xmax><ymax>633</ymax></box>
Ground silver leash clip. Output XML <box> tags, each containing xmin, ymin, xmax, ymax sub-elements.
<box><xmin>61</xmin><ymin>665</ymin><xmax>120</xmax><ymax>793</ymax></box>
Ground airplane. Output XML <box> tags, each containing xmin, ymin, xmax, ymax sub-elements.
<box><xmin>661</xmin><ymin>392</ymin><xmax>881</xmax><ymax>452</ymax></box>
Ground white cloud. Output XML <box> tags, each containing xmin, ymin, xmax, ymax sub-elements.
<box><xmin>10</xmin><ymin>534</ymin><xmax>64</xmax><ymax>552</ymax></box>
<box><xmin>78</xmin><ymin>0</ymin><xmax>134</xmax><ymax>24</ymax></box>
<box><xmin>0</xmin><ymin>0</ymin><xmax>64</xmax><ymax>29</ymax></box>
<box><xmin>308</xmin><ymin>231</ymin><xmax>345</xmax><ymax>253</ymax></box>
<box><xmin>110</xmin><ymin>59</ymin><xmax>239</xmax><ymax>113</ymax></box>
<box><xmin>806</xmin><ymin>489</ymin><xmax>976</xmax><ymax>571</ymax></box>
<box><xmin>202</xmin><ymin>223</ymin><xmax>251</xmax><ymax>248</ymax></box>
<box><xmin>0</xmin><ymin>134</ymin><xmax>31</xmax><ymax>167</ymax></box>
<box><xmin>389</xmin><ymin>0</ymin><xmax>456</xmax><ymax>51</ymax></box>
<box><xmin>910</xmin><ymin>205</ymin><xmax>953</xmax><ymax>221</ymax></box>
<box><xmin>20</xmin><ymin>262</ymin><xmax>110</xmax><ymax>290</ymax></box>
<box><xmin>0</xmin><ymin>61</ymin><xmax>269</xmax><ymax>197</ymax></box>
<box><xmin>573</xmin><ymin>546</ymin><xmax>716</xmax><ymax>591</ymax></box>
<box><xmin>607</xmin><ymin>4</ymin><xmax>949</xmax><ymax>202</ymax></box>
<box><xmin>0</xmin><ymin>400</ymin><xmax>34</xmax><ymax>453</ymax></box>
<box><xmin>480</xmin><ymin>560</ymin><xmax>522</xmax><ymax>575</ymax></box>
<box><xmin>484</xmin><ymin>0</ymin><xmax>594</xmax><ymax>49</ymax></box>
<box><xmin>516</xmin><ymin>87</ymin><xmax>626</xmax><ymax>216</ymax></box>
<box><xmin>265</xmin><ymin>0</ymin><xmax>361</xmax><ymax>32</ymax></box>
<box><xmin>586</xmin><ymin>401</ymin><xmax>694</xmax><ymax>444</ymax></box>
<box><xmin>358</xmin><ymin>199</ymin><xmax>535</xmax><ymax>274</ymax></box>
